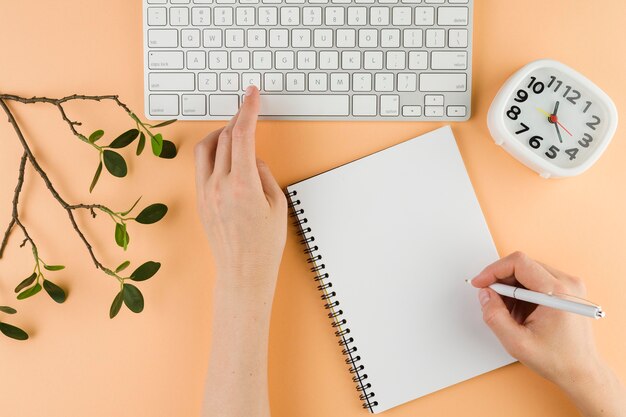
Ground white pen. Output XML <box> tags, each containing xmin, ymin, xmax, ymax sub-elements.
<box><xmin>484</xmin><ymin>283</ymin><xmax>605</xmax><ymax>319</ymax></box>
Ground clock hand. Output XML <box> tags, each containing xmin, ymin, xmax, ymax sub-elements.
<box><xmin>553</xmin><ymin>101</ymin><xmax>560</xmax><ymax>115</ymax></box>
<box><xmin>554</xmin><ymin>120</ymin><xmax>563</xmax><ymax>143</ymax></box>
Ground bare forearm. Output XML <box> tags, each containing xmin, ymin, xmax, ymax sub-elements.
<box><xmin>558</xmin><ymin>360</ymin><xmax>626</xmax><ymax>417</ymax></box>
<box><xmin>202</xmin><ymin>275</ymin><xmax>276</xmax><ymax>417</ymax></box>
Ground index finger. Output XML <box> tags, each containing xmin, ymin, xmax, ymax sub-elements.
<box><xmin>469</xmin><ymin>251</ymin><xmax>560</xmax><ymax>294</ymax></box>
<box><xmin>231</xmin><ymin>85</ymin><xmax>260</xmax><ymax>173</ymax></box>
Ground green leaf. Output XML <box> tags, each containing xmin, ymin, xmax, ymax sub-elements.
<box><xmin>44</xmin><ymin>264</ymin><xmax>65</xmax><ymax>271</ymax></box>
<box><xmin>0</xmin><ymin>322</ymin><xmax>29</xmax><ymax>341</ymax></box>
<box><xmin>14</xmin><ymin>273</ymin><xmax>36</xmax><ymax>293</ymax></box>
<box><xmin>89</xmin><ymin>161</ymin><xmax>103</xmax><ymax>193</ymax></box>
<box><xmin>43</xmin><ymin>280</ymin><xmax>66</xmax><ymax>304</ymax></box>
<box><xmin>151</xmin><ymin>119</ymin><xmax>177</xmax><ymax>128</ymax></box>
<box><xmin>115</xmin><ymin>260</ymin><xmax>131</xmax><ymax>273</ymax></box>
<box><xmin>114</xmin><ymin>223</ymin><xmax>130</xmax><ymax>251</ymax></box>
<box><xmin>89</xmin><ymin>130</ymin><xmax>104</xmax><ymax>143</ymax></box>
<box><xmin>130</xmin><ymin>261</ymin><xmax>161</xmax><ymax>282</ymax></box>
<box><xmin>17</xmin><ymin>283</ymin><xmax>42</xmax><ymax>300</ymax></box>
<box><xmin>151</xmin><ymin>133</ymin><xmax>163</xmax><ymax>157</ymax></box>
<box><xmin>122</xmin><ymin>284</ymin><xmax>144</xmax><ymax>313</ymax></box>
<box><xmin>109</xmin><ymin>129</ymin><xmax>139</xmax><ymax>149</ymax></box>
<box><xmin>158</xmin><ymin>140</ymin><xmax>177</xmax><ymax>159</ymax></box>
<box><xmin>136</xmin><ymin>132</ymin><xmax>146</xmax><ymax>156</ymax></box>
<box><xmin>120</xmin><ymin>196</ymin><xmax>142</xmax><ymax>217</ymax></box>
<box><xmin>103</xmin><ymin>150</ymin><xmax>127</xmax><ymax>178</ymax></box>
<box><xmin>135</xmin><ymin>203</ymin><xmax>168</xmax><ymax>224</ymax></box>
<box><xmin>110</xmin><ymin>291</ymin><xmax>124</xmax><ymax>319</ymax></box>
<box><xmin>0</xmin><ymin>306</ymin><xmax>17</xmax><ymax>314</ymax></box>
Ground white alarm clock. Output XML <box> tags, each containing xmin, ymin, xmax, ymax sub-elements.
<box><xmin>487</xmin><ymin>59</ymin><xmax>618</xmax><ymax>178</ymax></box>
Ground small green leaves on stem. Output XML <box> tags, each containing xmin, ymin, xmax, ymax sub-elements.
<box><xmin>0</xmin><ymin>306</ymin><xmax>17</xmax><ymax>314</ymax></box>
<box><xmin>114</xmin><ymin>223</ymin><xmax>130</xmax><ymax>251</ymax></box>
<box><xmin>44</xmin><ymin>264</ymin><xmax>65</xmax><ymax>271</ymax></box>
<box><xmin>43</xmin><ymin>280</ymin><xmax>67</xmax><ymax>303</ymax></box>
<box><xmin>89</xmin><ymin>130</ymin><xmax>104</xmax><ymax>143</ymax></box>
<box><xmin>151</xmin><ymin>133</ymin><xmax>164</xmax><ymax>157</ymax></box>
<box><xmin>151</xmin><ymin>119</ymin><xmax>177</xmax><ymax>128</ymax></box>
<box><xmin>109</xmin><ymin>129</ymin><xmax>139</xmax><ymax>149</ymax></box>
<box><xmin>136</xmin><ymin>132</ymin><xmax>146</xmax><ymax>156</ymax></box>
<box><xmin>89</xmin><ymin>161</ymin><xmax>103</xmax><ymax>193</ymax></box>
<box><xmin>159</xmin><ymin>140</ymin><xmax>177</xmax><ymax>159</ymax></box>
<box><xmin>123</xmin><ymin>284</ymin><xmax>144</xmax><ymax>313</ymax></box>
<box><xmin>130</xmin><ymin>261</ymin><xmax>161</xmax><ymax>281</ymax></box>
<box><xmin>135</xmin><ymin>204</ymin><xmax>168</xmax><ymax>224</ymax></box>
<box><xmin>115</xmin><ymin>260</ymin><xmax>131</xmax><ymax>273</ymax></box>
<box><xmin>103</xmin><ymin>150</ymin><xmax>127</xmax><ymax>178</ymax></box>
<box><xmin>120</xmin><ymin>197</ymin><xmax>142</xmax><ymax>217</ymax></box>
<box><xmin>17</xmin><ymin>283</ymin><xmax>42</xmax><ymax>300</ymax></box>
<box><xmin>15</xmin><ymin>273</ymin><xmax>36</xmax><ymax>293</ymax></box>
<box><xmin>109</xmin><ymin>291</ymin><xmax>124</xmax><ymax>319</ymax></box>
<box><xmin>0</xmin><ymin>322</ymin><xmax>29</xmax><ymax>341</ymax></box>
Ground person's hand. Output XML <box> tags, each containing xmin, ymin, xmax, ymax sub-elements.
<box><xmin>471</xmin><ymin>252</ymin><xmax>600</xmax><ymax>386</ymax></box>
<box><xmin>194</xmin><ymin>86</ymin><xmax>287</xmax><ymax>295</ymax></box>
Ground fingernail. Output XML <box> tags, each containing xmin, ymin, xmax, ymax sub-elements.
<box><xmin>479</xmin><ymin>289</ymin><xmax>490</xmax><ymax>307</ymax></box>
<box><xmin>245</xmin><ymin>85</ymin><xmax>255</xmax><ymax>96</ymax></box>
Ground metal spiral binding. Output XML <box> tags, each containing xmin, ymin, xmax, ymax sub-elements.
<box><xmin>286</xmin><ymin>189</ymin><xmax>378</xmax><ymax>411</ymax></box>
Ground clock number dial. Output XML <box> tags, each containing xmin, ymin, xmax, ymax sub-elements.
<box><xmin>578</xmin><ymin>133</ymin><xmax>593</xmax><ymax>148</ymax></box>
<box><xmin>545</xmin><ymin>145</ymin><xmax>560</xmax><ymax>159</ymax></box>
<box><xmin>514</xmin><ymin>89</ymin><xmax>528</xmax><ymax>103</ymax></box>
<box><xmin>566</xmin><ymin>89</ymin><xmax>581</xmax><ymax>105</ymax></box>
<box><xmin>586</xmin><ymin>115</ymin><xmax>601</xmax><ymax>130</ymax></box>
<box><xmin>507</xmin><ymin>105</ymin><xmax>521</xmax><ymax>120</ymax></box>
<box><xmin>529</xmin><ymin>135</ymin><xmax>543</xmax><ymax>149</ymax></box>
<box><xmin>583</xmin><ymin>101</ymin><xmax>592</xmax><ymax>113</ymax></box>
<box><xmin>515</xmin><ymin>122</ymin><xmax>530</xmax><ymax>135</ymax></box>
<box><xmin>565</xmin><ymin>148</ymin><xmax>579</xmax><ymax>160</ymax></box>
<box><xmin>527</xmin><ymin>77</ymin><xmax>545</xmax><ymax>94</ymax></box>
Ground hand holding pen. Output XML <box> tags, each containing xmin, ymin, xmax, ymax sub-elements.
<box><xmin>469</xmin><ymin>252</ymin><xmax>625</xmax><ymax>416</ymax></box>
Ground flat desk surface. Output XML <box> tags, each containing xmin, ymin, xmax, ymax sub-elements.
<box><xmin>1</xmin><ymin>1</ymin><xmax>625</xmax><ymax>416</ymax></box>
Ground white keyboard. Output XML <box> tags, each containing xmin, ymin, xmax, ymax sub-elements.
<box><xmin>143</xmin><ymin>0</ymin><xmax>473</xmax><ymax>120</ymax></box>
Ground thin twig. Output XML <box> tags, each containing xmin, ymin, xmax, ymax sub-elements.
<box><xmin>0</xmin><ymin>97</ymin><xmax>119</xmax><ymax>277</ymax></box>
<box><xmin>0</xmin><ymin>152</ymin><xmax>28</xmax><ymax>257</ymax></box>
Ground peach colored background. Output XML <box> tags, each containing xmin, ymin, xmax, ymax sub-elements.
<box><xmin>1</xmin><ymin>1</ymin><xmax>625</xmax><ymax>416</ymax></box>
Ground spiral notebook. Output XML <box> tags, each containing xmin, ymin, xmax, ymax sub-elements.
<box><xmin>286</xmin><ymin>126</ymin><xmax>514</xmax><ymax>413</ymax></box>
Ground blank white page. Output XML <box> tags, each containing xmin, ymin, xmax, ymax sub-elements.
<box><xmin>287</xmin><ymin>126</ymin><xmax>514</xmax><ymax>413</ymax></box>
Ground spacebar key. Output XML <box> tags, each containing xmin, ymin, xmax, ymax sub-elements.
<box><xmin>259</xmin><ymin>94</ymin><xmax>349</xmax><ymax>116</ymax></box>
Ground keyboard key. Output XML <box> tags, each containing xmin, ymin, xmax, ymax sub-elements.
<box><xmin>220</xmin><ymin>73</ymin><xmax>240</xmax><ymax>91</ymax></box>
<box><xmin>336</xmin><ymin>29</ymin><xmax>356</xmax><ymax>47</ymax></box>
<box><xmin>270</xmin><ymin>29</ymin><xmax>289</xmax><ymax>47</ymax></box>
<box><xmin>247</xmin><ymin>29</ymin><xmax>267</xmax><ymax>47</ymax></box>
<box><xmin>330</xmin><ymin>73</ymin><xmax>350</xmax><ymax>91</ymax></box>
<box><xmin>264</xmin><ymin>73</ymin><xmax>284</xmax><ymax>91</ymax></box>
<box><xmin>431</xmin><ymin>51</ymin><xmax>467</xmax><ymax>70</ymax></box>
<box><xmin>258</xmin><ymin>7</ymin><xmax>278</xmax><ymax>25</ymax></box>
<box><xmin>209</xmin><ymin>95</ymin><xmax>239</xmax><ymax>116</ymax></box>
<box><xmin>182</xmin><ymin>94</ymin><xmax>207</xmax><ymax>116</ymax></box>
<box><xmin>286</xmin><ymin>73</ymin><xmax>305</xmax><ymax>91</ymax></box>
<box><xmin>147</xmin><ymin>7</ymin><xmax>167</xmax><ymax>26</ymax></box>
<box><xmin>392</xmin><ymin>7</ymin><xmax>412</xmax><ymax>25</ymax></box>
<box><xmin>303</xmin><ymin>7</ymin><xmax>323</xmax><ymax>25</ymax></box>
<box><xmin>181</xmin><ymin>29</ymin><xmax>201</xmax><ymax>47</ymax></box>
<box><xmin>353</xmin><ymin>73</ymin><xmax>372</xmax><ymax>91</ymax></box>
<box><xmin>319</xmin><ymin>51</ymin><xmax>338</xmax><ymax>69</ymax></box>
<box><xmin>253</xmin><ymin>51</ymin><xmax>272</xmax><ymax>69</ymax></box>
<box><xmin>425</xmin><ymin>95</ymin><xmax>444</xmax><ymax>105</ymax></box>
<box><xmin>281</xmin><ymin>7</ymin><xmax>300</xmax><ymax>26</ymax></box>
<box><xmin>187</xmin><ymin>51</ymin><xmax>206</xmax><ymax>69</ymax></box>
<box><xmin>259</xmin><ymin>95</ymin><xmax>349</xmax><ymax>116</ymax></box>
<box><xmin>192</xmin><ymin>7</ymin><xmax>211</xmax><ymax>25</ymax></box>
<box><xmin>231</xmin><ymin>51</ymin><xmax>250</xmax><ymax>70</ymax></box>
<box><xmin>198</xmin><ymin>73</ymin><xmax>218</xmax><ymax>91</ymax></box>
<box><xmin>242</xmin><ymin>72</ymin><xmax>262</xmax><ymax>90</ymax></box>
<box><xmin>364</xmin><ymin>51</ymin><xmax>383</xmax><ymax>69</ymax></box>
<box><xmin>359</xmin><ymin>29</ymin><xmax>378</xmax><ymax>47</ymax></box>
<box><xmin>149</xmin><ymin>73</ymin><xmax>195</xmax><ymax>91</ymax></box>
<box><xmin>297</xmin><ymin>51</ymin><xmax>316</xmax><ymax>69</ymax></box>
<box><xmin>341</xmin><ymin>51</ymin><xmax>361</xmax><ymax>69</ymax></box>
<box><xmin>425</xmin><ymin>106</ymin><xmax>444</xmax><ymax>116</ymax></box>
<box><xmin>437</xmin><ymin>7</ymin><xmax>469</xmax><ymax>26</ymax></box>
<box><xmin>414</xmin><ymin>7</ymin><xmax>434</xmax><ymax>25</ymax></box>
<box><xmin>236</xmin><ymin>7</ymin><xmax>255</xmax><ymax>25</ymax></box>
<box><xmin>314</xmin><ymin>29</ymin><xmax>333</xmax><ymax>47</ymax></box>
<box><xmin>408</xmin><ymin>51</ymin><xmax>428</xmax><ymax>69</ymax></box>
<box><xmin>353</xmin><ymin>95</ymin><xmax>377</xmax><ymax>116</ymax></box>
<box><xmin>403</xmin><ymin>29</ymin><xmax>423</xmax><ymax>47</ymax></box>
<box><xmin>148</xmin><ymin>51</ymin><xmax>184</xmax><ymax>70</ymax></box>
<box><xmin>225</xmin><ymin>29</ymin><xmax>244</xmax><ymax>47</ymax></box>
<box><xmin>325</xmin><ymin>7</ymin><xmax>345</xmax><ymax>25</ymax></box>
<box><xmin>419</xmin><ymin>73</ymin><xmax>467</xmax><ymax>92</ymax></box>
<box><xmin>397</xmin><ymin>73</ymin><xmax>417</xmax><ymax>91</ymax></box>
<box><xmin>214</xmin><ymin>7</ymin><xmax>233</xmax><ymax>25</ymax></box>
<box><xmin>370</xmin><ymin>7</ymin><xmax>389</xmax><ymax>25</ymax></box>
<box><xmin>381</xmin><ymin>28</ymin><xmax>400</xmax><ymax>47</ymax></box>
<box><xmin>276</xmin><ymin>51</ymin><xmax>295</xmax><ymax>69</ymax></box>
<box><xmin>426</xmin><ymin>28</ymin><xmax>445</xmax><ymax>47</ymax></box>
<box><xmin>448</xmin><ymin>28</ymin><xmax>468</xmax><ymax>47</ymax></box>
<box><xmin>347</xmin><ymin>7</ymin><xmax>367</xmax><ymax>25</ymax></box>
<box><xmin>170</xmin><ymin>7</ymin><xmax>189</xmax><ymax>26</ymax></box>
<box><xmin>402</xmin><ymin>105</ymin><xmax>422</xmax><ymax>116</ymax></box>
<box><xmin>375</xmin><ymin>73</ymin><xmax>394</xmax><ymax>91</ymax></box>
<box><xmin>203</xmin><ymin>29</ymin><xmax>223</xmax><ymax>47</ymax></box>
<box><xmin>293</xmin><ymin>29</ymin><xmax>312</xmax><ymax>47</ymax></box>
<box><xmin>380</xmin><ymin>95</ymin><xmax>399</xmax><ymax>116</ymax></box>
<box><xmin>447</xmin><ymin>105</ymin><xmax>467</xmax><ymax>117</ymax></box>
<box><xmin>385</xmin><ymin>51</ymin><xmax>405</xmax><ymax>69</ymax></box>
<box><xmin>150</xmin><ymin>95</ymin><xmax>179</xmax><ymax>116</ymax></box>
<box><xmin>148</xmin><ymin>29</ymin><xmax>178</xmax><ymax>48</ymax></box>
<box><xmin>208</xmin><ymin>51</ymin><xmax>228</xmax><ymax>69</ymax></box>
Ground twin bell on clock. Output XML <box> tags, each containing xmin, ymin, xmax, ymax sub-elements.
<box><xmin>488</xmin><ymin>59</ymin><xmax>618</xmax><ymax>178</ymax></box>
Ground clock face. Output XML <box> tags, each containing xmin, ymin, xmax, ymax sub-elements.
<box><xmin>502</xmin><ymin>66</ymin><xmax>608</xmax><ymax>169</ymax></box>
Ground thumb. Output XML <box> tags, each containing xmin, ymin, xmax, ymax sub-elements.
<box><xmin>479</xmin><ymin>288</ymin><xmax>527</xmax><ymax>358</ymax></box>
